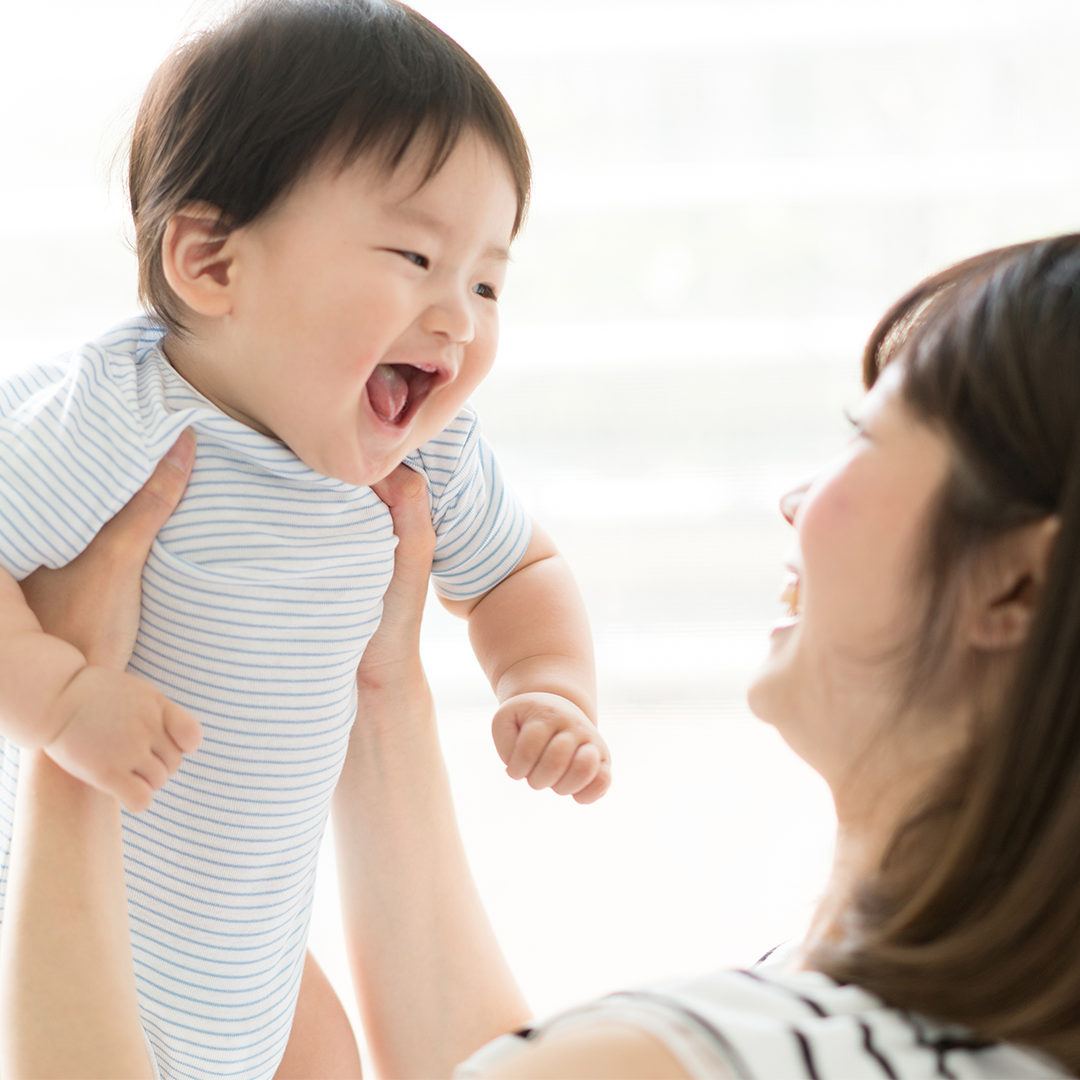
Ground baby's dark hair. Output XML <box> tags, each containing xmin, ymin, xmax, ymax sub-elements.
<box><xmin>129</xmin><ymin>0</ymin><xmax>531</xmax><ymax>335</ymax></box>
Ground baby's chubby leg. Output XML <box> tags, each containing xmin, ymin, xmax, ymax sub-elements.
<box><xmin>274</xmin><ymin>953</ymin><xmax>363</xmax><ymax>1079</ymax></box>
<box><xmin>0</xmin><ymin>747</ymin><xmax>361</xmax><ymax>1080</ymax></box>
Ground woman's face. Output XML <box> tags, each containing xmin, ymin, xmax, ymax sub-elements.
<box><xmin>748</xmin><ymin>363</ymin><xmax>954</xmax><ymax>792</ymax></box>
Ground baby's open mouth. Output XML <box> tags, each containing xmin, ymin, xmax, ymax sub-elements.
<box><xmin>366</xmin><ymin>363</ymin><xmax>438</xmax><ymax>426</ymax></box>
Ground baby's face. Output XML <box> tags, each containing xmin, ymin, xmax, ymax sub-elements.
<box><xmin>184</xmin><ymin>130</ymin><xmax>517</xmax><ymax>485</ymax></box>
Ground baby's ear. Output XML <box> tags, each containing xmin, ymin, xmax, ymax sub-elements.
<box><xmin>966</xmin><ymin>515</ymin><xmax>1060</xmax><ymax>651</ymax></box>
<box><xmin>160</xmin><ymin>202</ymin><xmax>235</xmax><ymax>318</ymax></box>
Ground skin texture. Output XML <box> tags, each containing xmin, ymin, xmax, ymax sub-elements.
<box><xmin>748</xmin><ymin>363</ymin><xmax>955</xmax><ymax>798</ymax></box>
<box><xmin>748</xmin><ymin>362</ymin><xmax>1059</xmax><ymax>961</ymax></box>
<box><xmin>272</xmin><ymin>952</ymin><xmax>363</xmax><ymax>1080</ymax></box>
<box><xmin>476</xmin><ymin>1024</ymin><xmax>695</xmax><ymax>1080</ymax></box>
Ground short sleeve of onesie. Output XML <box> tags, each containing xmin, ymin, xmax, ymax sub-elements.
<box><xmin>406</xmin><ymin>403</ymin><xmax>531</xmax><ymax>601</ymax></box>
<box><xmin>0</xmin><ymin>326</ymin><xmax>194</xmax><ymax>579</ymax></box>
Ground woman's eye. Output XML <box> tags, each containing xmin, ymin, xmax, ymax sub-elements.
<box><xmin>398</xmin><ymin>251</ymin><xmax>429</xmax><ymax>269</ymax></box>
<box><xmin>473</xmin><ymin>282</ymin><xmax>498</xmax><ymax>301</ymax></box>
<box><xmin>842</xmin><ymin>407</ymin><xmax>866</xmax><ymax>437</ymax></box>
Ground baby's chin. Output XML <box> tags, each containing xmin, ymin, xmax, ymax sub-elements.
<box><xmin>286</xmin><ymin>445</ymin><xmax>406</xmax><ymax>488</ymax></box>
<box><xmin>343</xmin><ymin>446</ymin><xmax>428</xmax><ymax>488</ymax></box>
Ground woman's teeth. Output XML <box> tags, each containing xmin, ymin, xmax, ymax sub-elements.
<box><xmin>780</xmin><ymin>572</ymin><xmax>801</xmax><ymax>617</ymax></box>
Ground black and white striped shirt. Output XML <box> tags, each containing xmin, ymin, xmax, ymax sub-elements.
<box><xmin>458</xmin><ymin>961</ymin><xmax>1068</xmax><ymax>1079</ymax></box>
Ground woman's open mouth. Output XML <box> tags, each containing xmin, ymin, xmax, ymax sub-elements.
<box><xmin>365</xmin><ymin>362</ymin><xmax>439</xmax><ymax>427</ymax></box>
<box><xmin>780</xmin><ymin>570</ymin><xmax>802</xmax><ymax>617</ymax></box>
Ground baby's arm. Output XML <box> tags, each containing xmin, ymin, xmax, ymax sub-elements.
<box><xmin>0</xmin><ymin>434</ymin><xmax>202</xmax><ymax>812</ymax></box>
<box><xmin>443</xmin><ymin>522</ymin><xmax>610</xmax><ymax>804</ymax></box>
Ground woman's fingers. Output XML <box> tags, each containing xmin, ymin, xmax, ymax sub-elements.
<box><xmin>97</xmin><ymin>428</ymin><xmax>196</xmax><ymax>556</ymax></box>
<box><xmin>20</xmin><ymin>430</ymin><xmax>196</xmax><ymax>670</ymax></box>
<box><xmin>361</xmin><ymin>465</ymin><xmax>436</xmax><ymax>675</ymax></box>
<box><xmin>370</xmin><ymin>464</ymin><xmax>436</xmax><ymax>591</ymax></box>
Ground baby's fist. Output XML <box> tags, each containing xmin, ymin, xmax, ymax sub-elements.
<box><xmin>45</xmin><ymin>666</ymin><xmax>202</xmax><ymax>813</ymax></box>
<box><xmin>492</xmin><ymin>692</ymin><xmax>611</xmax><ymax>804</ymax></box>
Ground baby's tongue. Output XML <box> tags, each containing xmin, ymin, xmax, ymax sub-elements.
<box><xmin>367</xmin><ymin>364</ymin><xmax>408</xmax><ymax>423</ymax></box>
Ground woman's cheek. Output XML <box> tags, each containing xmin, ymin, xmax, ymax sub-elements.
<box><xmin>797</xmin><ymin>478</ymin><xmax>892</xmax><ymax>647</ymax></box>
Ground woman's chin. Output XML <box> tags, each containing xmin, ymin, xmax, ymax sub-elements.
<box><xmin>746</xmin><ymin>618</ymin><xmax>801</xmax><ymax>724</ymax></box>
<box><xmin>746</xmin><ymin>663</ymin><xmax>781</xmax><ymax>725</ymax></box>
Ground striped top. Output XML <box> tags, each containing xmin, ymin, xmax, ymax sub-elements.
<box><xmin>456</xmin><ymin>960</ymin><xmax>1069</xmax><ymax>1080</ymax></box>
<box><xmin>0</xmin><ymin>316</ymin><xmax>531</xmax><ymax>1080</ymax></box>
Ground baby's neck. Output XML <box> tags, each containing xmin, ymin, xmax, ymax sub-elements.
<box><xmin>160</xmin><ymin>329</ymin><xmax>272</xmax><ymax>438</ymax></box>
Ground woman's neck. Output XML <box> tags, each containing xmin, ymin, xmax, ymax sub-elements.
<box><xmin>791</xmin><ymin>695</ymin><xmax>976</xmax><ymax>970</ymax></box>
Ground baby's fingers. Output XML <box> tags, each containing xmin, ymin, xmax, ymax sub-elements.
<box><xmin>569</xmin><ymin>752</ymin><xmax>612</xmax><ymax>804</ymax></box>
<box><xmin>165</xmin><ymin>701</ymin><xmax>202</xmax><ymax>754</ymax></box>
<box><xmin>550</xmin><ymin>741</ymin><xmax>604</xmax><ymax>797</ymax></box>
<box><xmin>151</xmin><ymin>732</ymin><xmax>184</xmax><ymax>779</ymax></box>
<box><xmin>502</xmin><ymin>717</ymin><xmax>555</xmax><ymax>781</ymax></box>
<box><xmin>133</xmin><ymin>750</ymin><xmax>172</xmax><ymax>793</ymax></box>
<box><xmin>526</xmin><ymin>729</ymin><xmax>581</xmax><ymax>791</ymax></box>
<box><xmin>113</xmin><ymin>772</ymin><xmax>155</xmax><ymax>814</ymax></box>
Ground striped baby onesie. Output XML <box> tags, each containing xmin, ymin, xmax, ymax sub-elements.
<box><xmin>0</xmin><ymin>316</ymin><xmax>531</xmax><ymax>1079</ymax></box>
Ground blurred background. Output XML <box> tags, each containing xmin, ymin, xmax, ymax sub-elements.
<box><xmin>4</xmin><ymin>0</ymin><xmax>1080</xmax><ymax>1066</ymax></box>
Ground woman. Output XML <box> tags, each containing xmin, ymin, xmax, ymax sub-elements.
<box><xmin>6</xmin><ymin>233</ymin><xmax>1080</xmax><ymax>1078</ymax></box>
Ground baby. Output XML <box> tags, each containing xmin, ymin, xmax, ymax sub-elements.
<box><xmin>0</xmin><ymin>3</ymin><xmax>607</xmax><ymax>1077</ymax></box>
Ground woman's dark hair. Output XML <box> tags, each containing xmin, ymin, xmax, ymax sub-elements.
<box><xmin>129</xmin><ymin>0</ymin><xmax>531</xmax><ymax>335</ymax></box>
<box><xmin>811</xmin><ymin>233</ymin><xmax>1080</xmax><ymax>1071</ymax></box>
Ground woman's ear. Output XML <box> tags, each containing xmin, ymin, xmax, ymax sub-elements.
<box><xmin>967</xmin><ymin>515</ymin><xmax>1060</xmax><ymax>651</ymax></box>
<box><xmin>160</xmin><ymin>203</ymin><xmax>236</xmax><ymax>318</ymax></box>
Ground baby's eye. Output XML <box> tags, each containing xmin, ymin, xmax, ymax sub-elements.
<box><xmin>396</xmin><ymin>250</ymin><xmax>429</xmax><ymax>269</ymax></box>
<box><xmin>473</xmin><ymin>282</ymin><xmax>498</xmax><ymax>301</ymax></box>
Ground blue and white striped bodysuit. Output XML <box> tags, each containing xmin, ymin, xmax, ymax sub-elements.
<box><xmin>0</xmin><ymin>317</ymin><xmax>531</xmax><ymax>1079</ymax></box>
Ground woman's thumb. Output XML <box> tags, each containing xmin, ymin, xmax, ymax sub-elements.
<box><xmin>102</xmin><ymin>429</ymin><xmax>196</xmax><ymax>552</ymax></box>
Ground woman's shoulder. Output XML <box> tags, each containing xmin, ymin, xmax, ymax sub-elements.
<box><xmin>457</xmin><ymin>961</ymin><xmax>1071</xmax><ymax>1080</ymax></box>
<box><xmin>625</xmin><ymin>964</ymin><xmax>1068</xmax><ymax>1079</ymax></box>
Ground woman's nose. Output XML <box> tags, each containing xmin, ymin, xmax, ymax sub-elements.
<box><xmin>779</xmin><ymin>481</ymin><xmax>810</xmax><ymax>525</ymax></box>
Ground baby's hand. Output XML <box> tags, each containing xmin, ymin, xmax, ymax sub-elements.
<box><xmin>492</xmin><ymin>693</ymin><xmax>611</xmax><ymax>805</ymax></box>
<box><xmin>20</xmin><ymin>429</ymin><xmax>202</xmax><ymax>813</ymax></box>
<box><xmin>44</xmin><ymin>667</ymin><xmax>201</xmax><ymax>814</ymax></box>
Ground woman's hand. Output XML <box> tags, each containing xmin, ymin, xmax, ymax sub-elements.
<box><xmin>20</xmin><ymin>430</ymin><xmax>203</xmax><ymax>811</ymax></box>
<box><xmin>359</xmin><ymin>463</ymin><xmax>437</xmax><ymax>683</ymax></box>
<box><xmin>20</xmin><ymin>429</ymin><xmax>197</xmax><ymax>670</ymax></box>
<box><xmin>335</xmin><ymin>465</ymin><xmax>530</xmax><ymax>1078</ymax></box>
